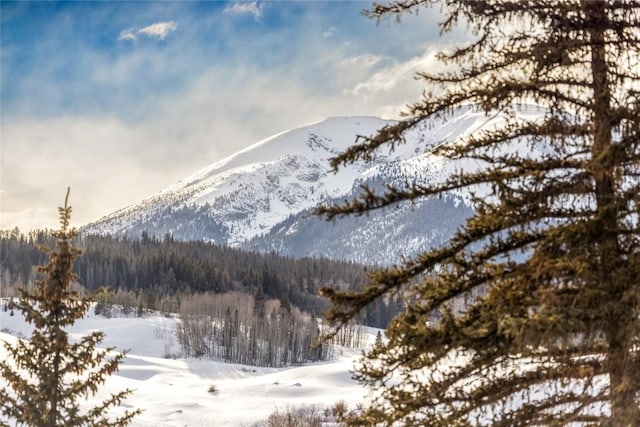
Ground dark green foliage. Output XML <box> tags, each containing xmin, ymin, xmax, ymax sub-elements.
<box><xmin>318</xmin><ymin>1</ymin><xmax>640</xmax><ymax>425</ymax></box>
<box><xmin>0</xmin><ymin>231</ymin><xmax>373</xmax><ymax>321</ymax></box>
<box><xmin>254</xmin><ymin>283</ymin><xmax>266</xmax><ymax>320</ymax></box>
<box><xmin>0</xmin><ymin>190</ymin><xmax>141</xmax><ymax>426</ymax></box>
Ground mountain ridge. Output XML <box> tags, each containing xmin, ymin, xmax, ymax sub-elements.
<box><xmin>84</xmin><ymin>107</ymin><xmax>545</xmax><ymax>264</ymax></box>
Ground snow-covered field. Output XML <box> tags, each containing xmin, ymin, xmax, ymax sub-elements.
<box><xmin>0</xmin><ymin>306</ymin><xmax>371</xmax><ymax>426</ymax></box>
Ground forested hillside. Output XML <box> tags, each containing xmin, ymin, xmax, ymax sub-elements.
<box><xmin>0</xmin><ymin>229</ymin><xmax>399</xmax><ymax>328</ymax></box>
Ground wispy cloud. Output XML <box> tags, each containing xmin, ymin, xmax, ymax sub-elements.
<box><xmin>223</xmin><ymin>1</ymin><xmax>262</xmax><ymax>20</ymax></box>
<box><xmin>139</xmin><ymin>21</ymin><xmax>178</xmax><ymax>40</ymax></box>
<box><xmin>346</xmin><ymin>49</ymin><xmax>441</xmax><ymax>97</ymax></box>
<box><xmin>323</xmin><ymin>27</ymin><xmax>337</xmax><ymax>38</ymax></box>
<box><xmin>341</xmin><ymin>54</ymin><xmax>382</xmax><ymax>69</ymax></box>
<box><xmin>118</xmin><ymin>28</ymin><xmax>138</xmax><ymax>42</ymax></box>
<box><xmin>118</xmin><ymin>21</ymin><xmax>177</xmax><ymax>42</ymax></box>
<box><xmin>2</xmin><ymin>1</ymin><xmax>451</xmax><ymax>230</ymax></box>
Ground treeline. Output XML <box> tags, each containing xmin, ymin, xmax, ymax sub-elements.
<box><xmin>1</xmin><ymin>230</ymin><xmax>362</xmax><ymax>315</ymax></box>
<box><xmin>0</xmin><ymin>229</ymin><xmax>400</xmax><ymax>328</ymax></box>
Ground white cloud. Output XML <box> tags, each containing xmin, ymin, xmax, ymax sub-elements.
<box><xmin>340</xmin><ymin>54</ymin><xmax>383</xmax><ymax>69</ymax></box>
<box><xmin>139</xmin><ymin>21</ymin><xmax>178</xmax><ymax>40</ymax></box>
<box><xmin>0</xmin><ymin>56</ymin><xmax>422</xmax><ymax>230</ymax></box>
<box><xmin>118</xmin><ymin>21</ymin><xmax>177</xmax><ymax>42</ymax></box>
<box><xmin>346</xmin><ymin>49</ymin><xmax>441</xmax><ymax>97</ymax></box>
<box><xmin>223</xmin><ymin>1</ymin><xmax>262</xmax><ymax>20</ymax></box>
<box><xmin>4</xmin><ymin>34</ymin><xmax>443</xmax><ymax>232</ymax></box>
<box><xmin>1</xmin><ymin>117</ymin><xmax>161</xmax><ymax>230</ymax></box>
<box><xmin>117</xmin><ymin>28</ymin><xmax>138</xmax><ymax>42</ymax></box>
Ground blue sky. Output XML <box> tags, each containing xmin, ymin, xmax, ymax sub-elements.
<box><xmin>1</xmin><ymin>1</ymin><xmax>458</xmax><ymax>230</ymax></box>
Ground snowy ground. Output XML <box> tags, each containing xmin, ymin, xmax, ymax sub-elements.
<box><xmin>0</xmin><ymin>306</ymin><xmax>371</xmax><ymax>426</ymax></box>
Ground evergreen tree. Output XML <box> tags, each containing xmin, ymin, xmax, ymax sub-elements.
<box><xmin>253</xmin><ymin>283</ymin><xmax>266</xmax><ymax>321</ymax></box>
<box><xmin>318</xmin><ymin>1</ymin><xmax>640</xmax><ymax>425</ymax></box>
<box><xmin>0</xmin><ymin>189</ymin><xmax>141</xmax><ymax>426</ymax></box>
<box><xmin>374</xmin><ymin>331</ymin><xmax>383</xmax><ymax>349</ymax></box>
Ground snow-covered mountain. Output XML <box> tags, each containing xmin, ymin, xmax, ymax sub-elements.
<box><xmin>85</xmin><ymin>106</ymin><xmax>544</xmax><ymax>265</ymax></box>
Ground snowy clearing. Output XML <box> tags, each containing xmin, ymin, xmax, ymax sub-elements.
<box><xmin>0</xmin><ymin>305</ymin><xmax>372</xmax><ymax>426</ymax></box>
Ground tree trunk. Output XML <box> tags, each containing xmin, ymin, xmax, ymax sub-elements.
<box><xmin>583</xmin><ymin>1</ymin><xmax>639</xmax><ymax>424</ymax></box>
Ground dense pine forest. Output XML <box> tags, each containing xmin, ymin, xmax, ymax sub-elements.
<box><xmin>1</xmin><ymin>229</ymin><xmax>365</xmax><ymax>312</ymax></box>
<box><xmin>1</xmin><ymin>229</ymin><xmax>398</xmax><ymax>367</ymax></box>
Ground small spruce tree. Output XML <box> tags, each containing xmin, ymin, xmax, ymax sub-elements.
<box><xmin>0</xmin><ymin>189</ymin><xmax>141</xmax><ymax>426</ymax></box>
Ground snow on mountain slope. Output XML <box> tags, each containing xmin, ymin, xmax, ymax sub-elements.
<box><xmin>86</xmin><ymin>116</ymin><xmax>393</xmax><ymax>245</ymax></box>
<box><xmin>85</xmin><ymin>106</ymin><xmax>545</xmax><ymax>264</ymax></box>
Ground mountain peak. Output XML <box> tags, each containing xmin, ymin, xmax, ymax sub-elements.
<box><xmin>84</xmin><ymin>110</ymin><xmax>534</xmax><ymax>264</ymax></box>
